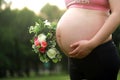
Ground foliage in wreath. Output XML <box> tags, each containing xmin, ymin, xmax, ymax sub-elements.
<box><xmin>29</xmin><ymin>19</ymin><xmax>62</xmax><ymax>63</ymax></box>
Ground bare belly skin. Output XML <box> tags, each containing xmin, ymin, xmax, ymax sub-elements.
<box><xmin>56</xmin><ymin>8</ymin><xmax>111</xmax><ymax>56</ymax></box>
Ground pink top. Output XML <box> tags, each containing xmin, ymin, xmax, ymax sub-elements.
<box><xmin>65</xmin><ymin>0</ymin><xmax>110</xmax><ymax>11</ymax></box>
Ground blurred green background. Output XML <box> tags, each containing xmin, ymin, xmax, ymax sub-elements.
<box><xmin>0</xmin><ymin>0</ymin><xmax>120</xmax><ymax>80</ymax></box>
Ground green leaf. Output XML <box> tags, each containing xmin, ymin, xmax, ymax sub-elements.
<box><xmin>52</xmin><ymin>58</ymin><xmax>59</xmax><ymax>63</ymax></box>
<box><xmin>39</xmin><ymin>54</ymin><xmax>49</xmax><ymax>63</ymax></box>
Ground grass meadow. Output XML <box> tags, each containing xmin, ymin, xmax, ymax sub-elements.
<box><xmin>1</xmin><ymin>72</ymin><xmax>120</xmax><ymax>80</ymax></box>
<box><xmin>0</xmin><ymin>74</ymin><xmax>69</xmax><ymax>80</ymax></box>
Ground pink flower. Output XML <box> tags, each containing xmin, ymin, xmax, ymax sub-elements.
<box><xmin>34</xmin><ymin>37</ymin><xmax>40</xmax><ymax>47</ymax></box>
<box><xmin>40</xmin><ymin>41</ymin><xmax>47</xmax><ymax>48</ymax></box>
<box><xmin>39</xmin><ymin>47</ymin><xmax>46</xmax><ymax>53</ymax></box>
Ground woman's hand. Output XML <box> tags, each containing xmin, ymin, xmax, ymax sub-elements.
<box><xmin>69</xmin><ymin>40</ymin><xmax>96</xmax><ymax>59</ymax></box>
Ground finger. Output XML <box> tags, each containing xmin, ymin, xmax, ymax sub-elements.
<box><xmin>69</xmin><ymin>46</ymin><xmax>80</xmax><ymax>55</ymax></box>
<box><xmin>70</xmin><ymin>41</ymin><xmax>79</xmax><ymax>48</ymax></box>
<box><xmin>70</xmin><ymin>52</ymin><xmax>81</xmax><ymax>58</ymax></box>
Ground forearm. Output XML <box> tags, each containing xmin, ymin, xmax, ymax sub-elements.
<box><xmin>90</xmin><ymin>12</ymin><xmax>120</xmax><ymax>47</ymax></box>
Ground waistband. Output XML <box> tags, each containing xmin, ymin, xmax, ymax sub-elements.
<box><xmin>68</xmin><ymin>4</ymin><xmax>110</xmax><ymax>12</ymax></box>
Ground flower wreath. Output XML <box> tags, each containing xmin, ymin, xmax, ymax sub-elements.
<box><xmin>29</xmin><ymin>19</ymin><xmax>62</xmax><ymax>63</ymax></box>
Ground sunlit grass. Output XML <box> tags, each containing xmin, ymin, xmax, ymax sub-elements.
<box><xmin>1</xmin><ymin>72</ymin><xmax>120</xmax><ymax>80</ymax></box>
<box><xmin>0</xmin><ymin>74</ymin><xmax>70</xmax><ymax>80</ymax></box>
<box><xmin>118</xmin><ymin>72</ymin><xmax>120</xmax><ymax>80</ymax></box>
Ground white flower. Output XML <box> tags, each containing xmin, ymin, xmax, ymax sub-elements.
<box><xmin>32</xmin><ymin>44</ymin><xmax>36</xmax><ymax>49</ymax></box>
<box><xmin>47</xmin><ymin>48</ymin><xmax>57</xmax><ymax>59</ymax></box>
<box><xmin>38</xmin><ymin>34</ymin><xmax>46</xmax><ymax>42</ymax></box>
<box><xmin>29</xmin><ymin>26</ymin><xmax>34</xmax><ymax>33</ymax></box>
<box><xmin>44</xmin><ymin>20</ymin><xmax>51</xmax><ymax>26</ymax></box>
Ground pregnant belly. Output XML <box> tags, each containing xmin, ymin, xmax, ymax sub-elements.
<box><xmin>56</xmin><ymin>8</ymin><xmax>109</xmax><ymax>56</ymax></box>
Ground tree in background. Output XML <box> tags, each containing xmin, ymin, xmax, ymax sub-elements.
<box><xmin>0</xmin><ymin>5</ymin><xmax>40</xmax><ymax>77</ymax></box>
<box><xmin>0</xmin><ymin>0</ymin><xmax>4</xmax><ymax>10</ymax></box>
<box><xmin>40</xmin><ymin>3</ymin><xmax>65</xmax><ymax>22</ymax></box>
